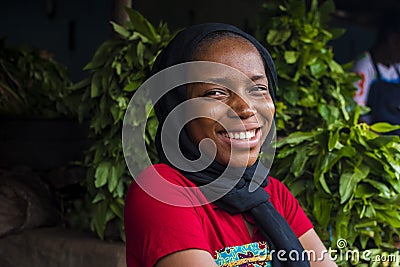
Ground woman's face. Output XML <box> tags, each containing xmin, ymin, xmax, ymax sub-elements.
<box><xmin>186</xmin><ymin>37</ymin><xmax>275</xmax><ymax>167</ymax></box>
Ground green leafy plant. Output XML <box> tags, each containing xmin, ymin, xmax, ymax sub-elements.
<box><xmin>76</xmin><ymin>8</ymin><xmax>172</xmax><ymax>240</ymax></box>
<box><xmin>0</xmin><ymin>40</ymin><xmax>76</xmax><ymax>118</ymax></box>
<box><xmin>258</xmin><ymin>0</ymin><xmax>400</xmax><ymax>266</ymax></box>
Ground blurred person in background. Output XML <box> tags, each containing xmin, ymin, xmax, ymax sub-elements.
<box><xmin>352</xmin><ymin>12</ymin><xmax>400</xmax><ymax>134</ymax></box>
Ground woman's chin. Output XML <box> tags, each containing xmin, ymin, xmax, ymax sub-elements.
<box><xmin>216</xmin><ymin>154</ymin><xmax>259</xmax><ymax>168</ymax></box>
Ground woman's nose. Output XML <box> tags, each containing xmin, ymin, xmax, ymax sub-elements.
<box><xmin>227</xmin><ymin>93</ymin><xmax>256</xmax><ymax>119</ymax></box>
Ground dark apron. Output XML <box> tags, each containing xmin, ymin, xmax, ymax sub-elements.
<box><xmin>366</xmin><ymin>54</ymin><xmax>400</xmax><ymax>135</ymax></box>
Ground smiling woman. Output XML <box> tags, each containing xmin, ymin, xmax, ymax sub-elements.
<box><xmin>186</xmin><ymin>34</ymin><xmax>274</xmax><ymax>167</ymax></box>
<box><xmin>124</xmin><ymin>23</ymin><xmax>337</xmax><ymax>267</ymax></box>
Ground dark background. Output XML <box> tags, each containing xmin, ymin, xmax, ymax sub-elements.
<box><xmin>0</xmin><ymin>0</ymin><xmax>398</xmax><ymax>81</ymax></box>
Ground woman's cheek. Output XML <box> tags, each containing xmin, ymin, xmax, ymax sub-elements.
<box><xmin>185</xmin><ymin>99</ymin><xmax>226</xmax><ymax>120</ymax></box>
<box><xmin>256</xmin><ymin>100</ymin><xmax>275</xmax><ymax>120</ymax></box>
<box><xmin>207</xmin><ymin>102</ymin><xmax>228</xmax><ymax>120</ymax></box>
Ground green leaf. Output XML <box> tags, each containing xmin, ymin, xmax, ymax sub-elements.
<box><xmin>328</xmin><ymin>127</ymin><xmax>343</xmax><ymax>151</ymax></box>
<box><xmin>387</xmin><ymin>176</ymin><xmax>400</xmax><ymax>193</ymax></box>
<box><xmin>298</xmin><ymin>94</ymin><xmax>317</xmax><ymax>107</ymax></box>
<box><xmin>370</xmin><ymin>122</ymin><xmax>400</xmax><ymax>133</ymax></box>
<box><xmin>354</xmin><ymin>183</ymin><xmax>376</xmax><ymax>199</ymax></box>
<box><xmin>364</xmin><ymin>179</ymin><xmax>392</xmax><ymax>199</ymax></box>
<box><xmin>382</xmin><ymin>151</ymin><xmax>400</xmax><ymax>178</ymax></box>
<box><xmin>110</xmin><ymin>201</ymin><xmax>124</xmax><ymax>219</ymax></box>
<box><xmin>110</xmin><ymin>105</ymin><xmax>119</xmax><ymax>121</ymax></box>
<box><xmin>309</xmin><ymin>59</ymin><xmax>326</xmax><ymax>78</ymax></box>
<box><xmin>286</xmin><ymin>179</ymin><xmax>308</xmax><ymax>197</ymax></box>
<box><xmin>114</xmin><ymin>62</ymin><xmax>122</xmax><ymax>75</ymax></box>
<box><xmin>284</xmin><ymin>51</ymin><xmax>299</xmax><ymax>64</ymax></box>
<box><xmin>331</xmin><ymin>89</ymin><xmax>349</xmax><ymax>120</ymax></box>
<box><xmin>339</xmin><ymin>165</ymin><xmax>370</xmax><ymax>204</ymax></box>
<box><xmin>125</xmin><ymin>8</ymin><xmax>159</xmax><ymax>43</ymax></box>
<box><xmin>91</xmin><ymin>72</ymin><xmax>102</xmax><ymax>98</ymax></box>
<box><xmin>110</xmin><ymin>21</ymin><xmax>130</xmax><ymax>38</ymax></box>
<box><xmin>91</xmin><ymin>200</ymin><xmax>108</xmax><ymax>240</ymax></box>
<box><xmin>94</xmin><ymin>162</ymin><xmax>111</xmax><ymax>188</ymax></box>
<box><xmin>375</xmin><ymin>210</ymin><xmax>400</xmax><ymax>228</ymax></box>
<box><xmin>84</xmin><ymin>39</ymin><xmax>121</xmax><ymax>70</ymax></box>
<box><xmin>282</xmin><ymin>88</ymin><xmax>299</xmax><ymax>106</ymax></box>
<box><xmin>276</xmin><ymin>145</ymin><xmax>297</xmax><ymax>158</ymax></box>
<box><xmin>352</xmin><ymin>105</ymin><xmax>361</xmax><ymax>125</ymax></box>
<box><xmin>318</xmin><ymin>103</ymin><xmax>339</xmax><ymax>124</ymax></box>
<box><xmin>107</xmin><ymin>166</ymin><xmax>119</xmax><ymax>193</ymax></box>
<box><xmin>312</xmin><ymin>195</ymin><xmax>332</xmax><ymax>228</ymax></box>
<box><xmin>276</xmin><ymin>131</ymin><xmax>314</xmax><ymax>147</ymax></box>
<box><xmin>335</xmin><ymin>208</ymin><xmax>351</xmax><ymax>241</ymax></box>
<box><xmin>92</xmin><ymin>192</ymin><xmax>106</xmax><ymax>204</ymax></box>
<box><xmin>291</xmin><ymin>145</ymin><xmax>310</xmax><ymax>177</ymax></box>
<box><xmin>116</xmin><ymin>179</ymin><xmax>125</xmax><ymax>198</ymax></box>
<box><xmin>327</xmin><ymin>59</ymin><xmax>343</xmax><ymax>73</ymax></box>
<box><xmin>318</xmin><ymin>173</ymin><xmax>331</xmax><ymax>194</ymax></box>
<box><xmin>123</xmin><ymin>80</ymin><xmax>142</xmax><ymax>92</ymax></box>
<box><xmin>267</xmin><ymin>29</ymin><xmax>291</xmax><ymax>45</ymax></box>
<box><xmin>137</xmin><ymin>41</ymin><xmax>145</xmax><ymax>67</ymax></box>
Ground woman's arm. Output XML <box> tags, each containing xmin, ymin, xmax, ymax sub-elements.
<box><xmin>299</xmin><ymin>229</ymin><xmax>338</xmax><ymax>267</ymax></box>
<box><xmin>155</xmin><ymin>249</ymin><xmax>218</xmax><ymax>267</ymax></box>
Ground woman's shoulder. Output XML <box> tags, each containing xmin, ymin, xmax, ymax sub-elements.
<box><xmin>265</xmin><ymin>176</ymin><xmax>286</xmax><ymax>194</ymax></box>
<box><xmin>135</xmin><ymin>163</ymin><xmax>196</xmax><ymax>186</ymax></box>
<box><xmin>126</xmin><ymin>163</ymin><xmax>205</xmax><ymax>209</ymax></box>
<box><xmin>139</xmin><ymin>163</ymin><xmax>183</xmax><ymax>177</ymax></box>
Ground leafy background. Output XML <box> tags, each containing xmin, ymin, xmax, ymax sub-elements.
<box><xmin>72</xmin><ymin>9</ymin><xmax>172</xmax><ymax>240</ymax></box>
<box><xmin>0</xmin><ymin>41</ymin><xmax>77</xmax><ymax>118</ymax></box>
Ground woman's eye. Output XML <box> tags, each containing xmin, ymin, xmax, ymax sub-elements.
<box><xmin>203</xmin><ymin>89</ymin><xmax>227</xmax><ymax>97</ymax></box>
<box><xmin>249</xmin><ymin>85</ymin><xmax>268</xmax><ymax>95</ymax></box>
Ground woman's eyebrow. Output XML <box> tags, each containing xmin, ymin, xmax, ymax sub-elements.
<box><xmin>204</xmin><ymin>77</ymin><xmax>235</xmax><ymax>88</ymax></box>
<box><xmin>251</xmin><ymin>74</ymin><xmax>267</xmax><ymax>81</ymax></box>
<box><xmin>197</xmin><ymin>75</ymin><xmax>268</xmax><ymax>93</ymax></box>
<box><xmin>205</xmin><ymin>75</ymin><xmax>267</xmax><ymax>86</ymax></box>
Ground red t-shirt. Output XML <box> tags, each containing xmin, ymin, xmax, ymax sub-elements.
<box><xmin>124</xmin><ymin>164</ymin><xmax>313</xmax><ymax>267</ymax></box>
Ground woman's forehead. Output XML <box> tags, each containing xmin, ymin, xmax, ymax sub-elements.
<box><xmin>192</xmin><ymin>33</ymin><xmax>257</xmax><ymax>58</ymax></box>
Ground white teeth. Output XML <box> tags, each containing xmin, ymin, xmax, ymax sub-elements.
<box><xmin>224</xmin><ymin>129</ymin><xmax>256</xmax><ymax>140</ymax></box>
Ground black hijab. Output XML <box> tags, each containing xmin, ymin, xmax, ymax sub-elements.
<box><xmin>150</xmin><ymin>23</ymin><xmax>310</xmax><ymax>266</ymax></box>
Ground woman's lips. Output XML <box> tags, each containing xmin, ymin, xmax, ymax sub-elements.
<box><xmin>217</xmin><ymin>128</ymin><xmax>261</xmax><ymax>149</ymax></box>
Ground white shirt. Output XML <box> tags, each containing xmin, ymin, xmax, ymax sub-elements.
<box><xmin>352</xmin><ymin>51</ymin><xmax>400</xmax><ymax>106</ymax></box>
